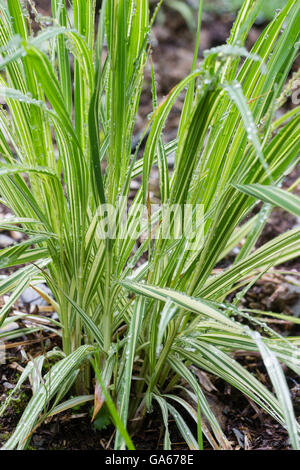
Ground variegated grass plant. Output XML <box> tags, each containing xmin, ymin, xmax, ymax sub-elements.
<box><xmin>0</xmin><ymin>0</ymin><xmax>300</xmax><ymax>450</ymax></box>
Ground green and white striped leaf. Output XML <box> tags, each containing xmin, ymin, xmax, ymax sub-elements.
<box><xmin>249</xmin><ymin>330</ymin><xmax>300</xmax><ymax>450</ymax></box>
<box><xmin>120</xmin><ymin>280</ymin><xmax>243</xmax><ymax>330</ymax></box>
<box><xmin>235</xmin><ymin>184</ymin><xmax>300</xmax><ymax>218</ymax></box>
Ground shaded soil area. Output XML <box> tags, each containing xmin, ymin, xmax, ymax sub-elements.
<box><xmin>1</xmin><ymin>1</ymin><xmax>300</xmax><ymax>451</ymax></box>
<box><xmin>1</xmin><ymin>342</ymin><xmax>300</xmax><ymax>450</ymax></box>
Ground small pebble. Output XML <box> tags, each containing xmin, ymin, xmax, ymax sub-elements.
<box><xmin>21</xmin><ymin>284</ymin><xmax>52</xmax><ymax>307</ymax></box>
<box><xmin>3</xmin><ymin>382</ymin><xmax>14</xmax><ymax>390</ymax></box>
<box><xmin>0</xmin><ymin>234</ymin><xmax>14</xmax><ymax>248</ymax></box>
<box><xmin>10</xmin><ymin>231</ymin><xmax>23</xmax><ymax>241</ymax></box>
<box><xmin>0</xmin><ymin>322</ymin><xmax>19</xmax><ymax>334</ymax></box>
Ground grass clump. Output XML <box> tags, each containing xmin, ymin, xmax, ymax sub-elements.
<box><xmin>0</xmin><ymin>0</ymin><xmax>299</xmax><ymax>450</ymax></box>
